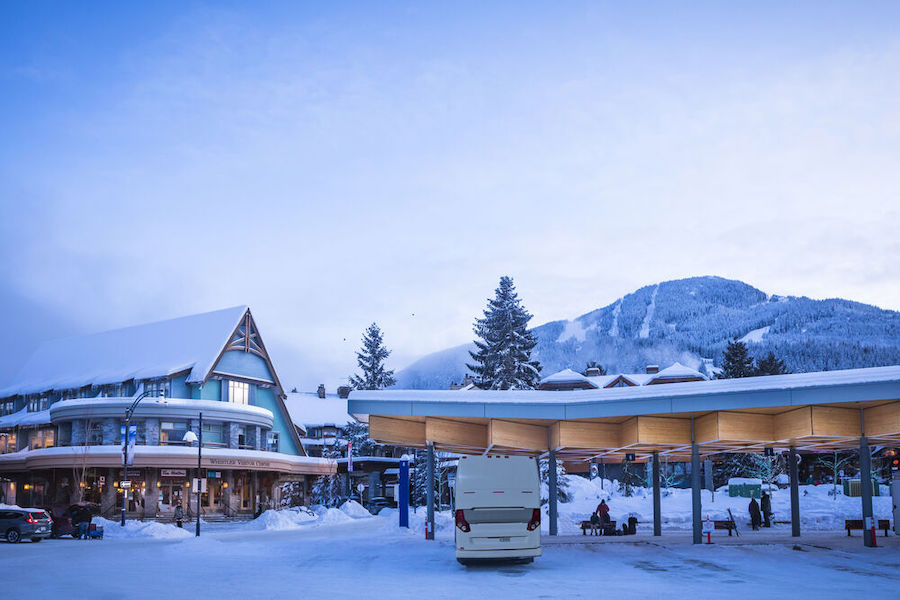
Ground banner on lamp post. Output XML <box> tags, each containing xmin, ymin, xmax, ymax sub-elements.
<box><xmin>120</xmin><ymin>425</ymin><xmax>136</xmax><ymax>466</ymax></box>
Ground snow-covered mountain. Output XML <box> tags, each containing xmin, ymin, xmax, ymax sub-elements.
<box><xmin>395</xmin><ymin>276</ymin><xmax>900</xmax><ymax>389</ymax></box>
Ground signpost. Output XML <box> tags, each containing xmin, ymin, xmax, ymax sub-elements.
<box><xmin>356</xmin><ymin>482</ymin><xmax>365</xmax><ymax>504</ymax></box>
<box><xmin>702</xmin><ymin>515</ymin><xmax>714</xmax><ymax>543</ymax></box>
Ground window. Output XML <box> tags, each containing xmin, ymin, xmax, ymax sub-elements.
<box><xmin>0</xmin><ymin>432</ymin><xmax>17</xmax><ymax>454</ymax></box>
<box><xmin>228</xmin><ymin>381</ymin><xmax>249</xmax><ymax>405</ymax></box>
<box><xmin>160</xmin><ymin>421</ymin><xmax>188</xmax><ymax>445</ymax></box>
<box><xmin>202</xmin><ymin>423</ymin><xmax>224</xmax><ymax>445</ymax></box>
<box><xmin>30</xmin><ymin>428</ymin><xmax>55</xmax><ymax>449</ymax></box>
<box><xmin>0</xmin><ymin>400</ymin><xmax>14</xmax><ymax>416</ymax></box>
<box><xmin>266</xmin><ymin>431</ymin><xmax>279</xmax><ymax>452</ymax></box>
<box><xmin>144</xmin><ymin>380</ymin><xmax>169</xmax><ymax>398</ymax></box>
<box><xmin>28</xmin><ymin>396</ymin><xmax>44</xmax><ymax>412</ymax></box>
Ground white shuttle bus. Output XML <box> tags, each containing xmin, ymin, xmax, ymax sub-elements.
<box><xmin>454</xmin><ymin>455</ymin><xmax>542</xmax><ymax>565</ymax></box>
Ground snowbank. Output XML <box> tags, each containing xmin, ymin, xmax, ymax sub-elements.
<box><xmin>339</xmin><ymin>500</ymin><xmax>372</xmax><ymax>518</ymax></box>
<box><xmin>92</xmin><ymin>517</ymin><xmax>193</xmax><ymax>540</ymax></box>
<box><xmin>246</xmin><ymin>507</ymin><xmax>318</xmax><ymax>531</ymax></box>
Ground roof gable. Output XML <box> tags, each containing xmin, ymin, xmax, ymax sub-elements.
<box><xmin>1</xmin><ymin>306</ymin><xmax>248</xmax><ymax>396</ymax></box>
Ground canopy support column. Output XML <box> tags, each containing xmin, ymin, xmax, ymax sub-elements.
<box><xmin>548</xmin><ymin>449</ymin><xmax>558</xmax><ymax>536</ymax></box>
<box><xmin>426</xmin><ymin>443</ymin><xmax>435</xmax><ymax>540</ymax></box>
<box><xmin>652</xmin><ymin>451</ymin><xmax>661</xmax><ymax>536</ymax></box>
<box><xmin>789</xmin><ymin>446</ymin><xmax>801</xmax><ymax>537</ymax></box>
<box><xmin>691</xmin><ymin>418</ymin><xmax>701</xmax><ymax>544</ymax></box>
<box><xmin>860</xmin><ymin>407</ymin><xmax>876</xmax><ymax>547</ymax></box>
<box><xmin>398</xmin><ymin>457</ymin><xmax>409</xmax><ymax>529</ymax></box>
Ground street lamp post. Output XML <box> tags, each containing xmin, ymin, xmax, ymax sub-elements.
<box><xmin>182</xmin><ymin>412</ymin><xmax>202</xmax><ymax>537</ymax></box>
<box><xmin>122</xmin><ymin>390</ymin><xmax>160</xmax><ymax>526</ymax></box>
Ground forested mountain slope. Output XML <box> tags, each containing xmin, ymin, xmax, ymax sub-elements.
<box><xmin>395</xmin><ymin>276</ymin><xmax>900</xmax><ymax>389</ymax></box>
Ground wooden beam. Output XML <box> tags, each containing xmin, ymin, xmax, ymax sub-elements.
<box><xmin>811</xmin><ymin>406</ymin><xmax>860</xmax><ymax>437</ymax></box>
<box><xmin>488</xmin><ymin>419</ymin><xmax>548</xmax><ymax>451</ymax></box>
<box><xmin>637</xmin><ymin>416</ymin><xmax>691</xmax><ymax>445</ymax></box>
<box><xmin>556</xmin><ymin>421</ymin><xmax>619</xmax><ymax>449</ymax></box>
<box><xmin>718</xmin><ymin>411</ymin><xmax>774</xmax><ymax>441</ymax></box>
<box><xmin>370</xmin><ymin>416</ymin><xmax>426</xmax><ymax>447</ymax></box>
<box><xmin>694</xmin><ymin>412</ymin><xmax>719</xmax><ymax>443</ymax></box>
<box><xmin>863</xmin><ymin>401</ymin><xmax>900</xmax><ymax>437</ymax></box>
<box><xmin>774</xmin><ymin>407</ymin><xmax>812</xmax><ymax>441</ymax></box>
<box><xmin>619</xmin><ymin>417</ymin><xmax>638</xmax><ymax>447</ymax></box>
<box><xmin>425</xmin><ymin>418</ymin><xmax>487</xmax><ymax>449</ymax></box>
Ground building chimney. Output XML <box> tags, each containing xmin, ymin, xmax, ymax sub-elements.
<box><xmin>337</xmin><ymin>386</ymin><xmax>351</xmax><ymax>399</ymax></box>
<box><xmin>645</xmin><ymin>365</ymin><xmax>659</xmax><ymax>374</ymax></box>
<box><xmin>317</xmin><ymin>384</ymin><xmax>326</xmax><ymax>398</ymax></box>
<box><xmin>585</xmin><ymin>367</ymin><xmax>602</xmax><ymax>377</ymax></box>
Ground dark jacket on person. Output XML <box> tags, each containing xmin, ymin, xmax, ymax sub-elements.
<box><xmin>760</xmin><ymin>493</ymin><xmax>772</xmax><ymax>515</ymax></box>
<box><xmin>174</xmin><ymin>506</ymin><xmax>184</xmax><ymax>522</ymax></box>
<box><xmin>749</xmin><ymin>498</ymin><xmax>762</xmax><ymax>526</ymax></box>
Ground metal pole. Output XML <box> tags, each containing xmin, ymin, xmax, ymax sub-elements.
<box><xmin>652</xmin><ymin>451</ymin><xmax>661</xmax><ymax>536</ymax></box>
<box><xmin>789</xmin><ymin>446</ymin><xmax>800</xmax><ymax>537</ymax></box>
<box><xmin>691</xmin><ymin>419</ymin><xmax>701</xmax><ymax>544</ymax></box>
<box><xmin>548</xmin><ymin>449</ymin><xmax>558</xmax><ymax>536</ymax></box>
<box><xmin>196</xmin><ymin>411</ymin><xmax>202</xmax><ymax>537</ymax></box>
<box><xmin>859</xmin><ymin>407</ymin><xmax>875</xmax><ymax>547</ymax></box>
<box><xmin>398</xmin><ymin>458</ymin><xmax>409</xmax><ymax>528</ymax></box>
<box><xmin>426</xmin><ymin>443</ymin><xmax>435</xmax><ymax>540</ymax></box>
<box><xmin>121</xmin><ymin>414</ymin><xmax>129</xmax><ymax>526</ymax></box>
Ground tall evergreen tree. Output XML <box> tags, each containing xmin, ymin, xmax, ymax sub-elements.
<box><xmin>349</xmin><ymin>322</ymin><xmax>396</xmax><ymax>390</ymax></box>
<box><xmin>718</xmin><ymin>338</ymin><xmax>757</xmax><ymax>378</ymax></box>
<box><xmin>467</xmin><ymin>276</ymin><xmax>542</xmax><ymax>389</ymax></box>
<box><xmin>755</xmin><ymin>351</ymin><xmax>787</xmax><ymax>376</ymax></box>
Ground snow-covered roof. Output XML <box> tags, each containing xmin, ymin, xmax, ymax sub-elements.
<box><xmin>0</xmin><ymin>407</ymin><xmax>51</xmax><ymax>429</ymax></box>
<box><xmin>647</xmin><ymin>362</ymin><xmax>708</xmax><ymax>382</ymax></box>
<box><xmin>283</xmin><ymin>392</ymin><xmax>354</xmax><ymax>429</ymax></box>
<box><xmin>349</xmin><ymin>365</ymin><xmax>900</xmax><ymax>419</ymax></box>
<box><xmin>0</xmin><ymin>306</ymin><xmax>249</xmax><ymax>397</ymax></box>
<box><xmin>540</xmin><ymin>368</ymin><xmax>591</xmax><ymax>385</ymax></box>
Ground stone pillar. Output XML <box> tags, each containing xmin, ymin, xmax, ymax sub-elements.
<box><xmin>255</xmin><ymin>426</ymin><xmax>262</xmax><ymax>450</ymax></box>
<box><xmin>251</xmin><ymin>471</ymin><xmax>259</xmax><ymax>514</ymax></box>
<box><xmin>101</xmin><ymin>468</ymin><xmax>118</xmax><ymax>518</ymax></box>
<box><xmin>145</xmin><ymin>469</ymin><xmax>159</xmax><ymax>519</ymax></box>
<box><xmin>224</xmin><ymin>471</ymin><xmax>235</xmax><ymax>516</ymax></box>
<box><xmin>102</xmin><ymin>418</ymin><xmax>119</xmax><ymax>445</ymax></box>
<box><xmin>789</xmin><ymin>446</ymin><xmax>801</xmax><ymax>537</ymax></box>
<box><xmin>145</xmin><ymin>418</ymin><xmax>160</xmax><ymax>446</ymax></box>
<box><xmin>228</xmin><ymin>423</ymin><xmax>240</xmax><ymax>449</ymax></box>
<box><xmin>652</xmin><ymin>451</ymin><xmax>661</xmax><ymax>536</ymax></box>
<box><xmin>70</xmin><ymin>419</ymin><xmax>86</xmax><ymax>446</ymax></box>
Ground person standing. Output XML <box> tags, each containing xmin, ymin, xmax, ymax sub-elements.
<box><xmin>761</xmin><ymin>492</ymin><xmax>772</xmax><ymax>528</ymax></box>
<box><xmin>174</xmin><ymin>500</ymin><xmax>184</xmax><ymax>528</ymax></box>
<box><xmin>749</xmin><ymin>497</ymin><xmax>762</xmax><ymax>531</ymax></box>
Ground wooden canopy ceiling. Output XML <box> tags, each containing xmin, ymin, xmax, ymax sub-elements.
<box><xmin>368</xmin><ymin>399</ymin><xmax>900</xmax><ymax>471</ymax></box>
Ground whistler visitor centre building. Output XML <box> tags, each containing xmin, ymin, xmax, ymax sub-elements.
<box><xmin>0</xmin><ymin>306</ymin><xmax>333</xmax><ymax>518</ymax></box>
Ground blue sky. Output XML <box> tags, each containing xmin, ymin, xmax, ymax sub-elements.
<box><xmin>2</xmin><ymin>2</ymin><xmax>899</xmax><ymax>389</ymax></box>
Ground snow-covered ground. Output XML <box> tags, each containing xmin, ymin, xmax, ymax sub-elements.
<box><xmin>3</xmin><ymin>491</ymin><xmax>898</xmax><ymax>599</ymax></box>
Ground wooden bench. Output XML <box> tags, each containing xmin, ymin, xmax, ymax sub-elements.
<box><xmin>580</xmin><ymin>520</ymin><xmax>617</xmax><ymax>535</ymax></box>
<box><xmin>713</xmin><ymin>520</ymin><xmax>737</xmax><ymax>536</ymax></box>
<box><xmin>845</xmin><ymin>519</ymin><xmax>891</xmax><ymax>537</ymax></box>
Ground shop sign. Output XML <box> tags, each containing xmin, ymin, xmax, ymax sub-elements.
<box><xmin>161</xmin><ymin>469</ymin><xmax>187</xmax><ymax>478</ymax></box>
<box><xmin>120</xmin><ymin>481</ymin><xmax>132</xmax><ymax>489</ymax></box>
<box><xmin>208</xmin><ymin>458</ymin><xmax>272</xmax><ymax>468</ymax></box>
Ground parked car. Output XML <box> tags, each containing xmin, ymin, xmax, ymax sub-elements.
<box><xmin>366</xmin><ymin>496</ymin><xmax>395</xmax><ymax>514</ymax></box>
<box><xmin>0</xmin><ymin>508</ymin><xmax>53</xmax><ymax>543</ymax></box>
<box><xmin>48</xmin><ymin>503</ymin><xmax>99</xmax><ymax>539</ymax></box>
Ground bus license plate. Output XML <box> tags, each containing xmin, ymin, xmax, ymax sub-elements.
<box><xmin>498</xmin><ymin>537</ymin><xmax>510</xmax><ymax>542</ymax></box>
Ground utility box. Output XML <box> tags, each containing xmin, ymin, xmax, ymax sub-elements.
<box><xmin>728</xmin><ymin>478</ymin><xmax>762</xmax><ymax>499</ymax></box>
<box><xmin>843</xmin><ymin>479</ymin><xmax>880</xmax><ymax>497</ymax></box>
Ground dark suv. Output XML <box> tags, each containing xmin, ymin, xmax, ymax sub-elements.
<box><xmin>0</xmin><ymin>508</ymin><xmax>52</xmax><ymax>543</ymax></box>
